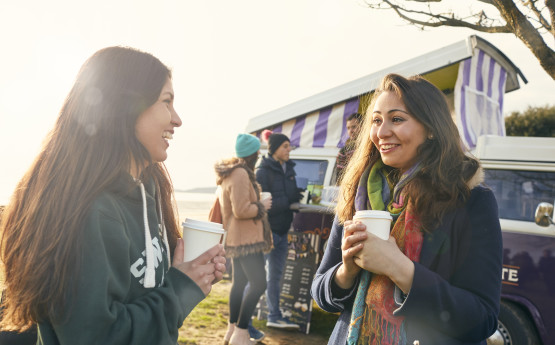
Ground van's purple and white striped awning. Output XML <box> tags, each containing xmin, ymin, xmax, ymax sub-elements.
<box><xmin>454</xmin><ymin>48</ymin><xmax>507</xmax><ymax>150</ymax></box>
<box><xmin>256</xmin><ymin>97</ymin><xmax>360</xmax><ymax>149</ymax></box>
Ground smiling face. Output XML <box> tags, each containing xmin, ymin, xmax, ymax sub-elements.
<box><xmin>135</xmin><ymin>78</ymin><xmax>182</xmax><ymax>163</ymax></box>
<box><xmin>369</xmin><ymin>91</ymin><xmax>428</xmax><ymax>173</ymax></box>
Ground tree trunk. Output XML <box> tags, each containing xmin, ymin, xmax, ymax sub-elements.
<box><xmin>495</xmin><ymin>0</ymin><xmax>555</xmax><ymax>80</ymax></box>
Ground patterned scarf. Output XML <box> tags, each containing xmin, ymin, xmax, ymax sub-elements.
<box><xmin>347</xmin><ymin>159</ymin><xmax>424</xmax><ymax>345</ymax></box>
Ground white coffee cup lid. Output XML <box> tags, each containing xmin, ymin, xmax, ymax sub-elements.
<box><xmin>182</xmin><ymin>218</ymin><xmax>224</xmax><ymax>234</ymax></box>
<box><xmin>353</xmin><ymin>210</ymin><xmax>392</xmax><ymax>221</ymax></box>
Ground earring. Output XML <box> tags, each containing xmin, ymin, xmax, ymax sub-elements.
<box><xmin>428</xmin><ymin>134</ymin><xmax>434</xmax><ymax>140</ymax></box>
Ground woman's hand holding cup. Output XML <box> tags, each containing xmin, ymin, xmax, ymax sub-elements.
<box><xmin>172</xmin><ymin>240</ymin><xmax>226</xmax><ymax>296</ymax></box>
<box><xmin>351</xmin><ymin>221</ymin><xmax>415</xmax><ymax>294</ymax></box>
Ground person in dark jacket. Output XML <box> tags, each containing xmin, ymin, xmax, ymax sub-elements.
<box><xmin>256</xmin><ymin>133</ymin><xmax>301</xmax><ymax>330</ymax></box>
<box><xmin>311</xmin><ymin>73</ymin><xmax>502</xmax><ymax>345</ymax></box>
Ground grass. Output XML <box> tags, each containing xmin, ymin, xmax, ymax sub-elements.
<box><xmin>178</xmin><ymin>280</ymin><xmax>230</xmax><ymax>344</ymax></box>
<box><xmin>178</xmin><ymin>278</ymin><xmax>338</xmax><ymax>344</ymax></box>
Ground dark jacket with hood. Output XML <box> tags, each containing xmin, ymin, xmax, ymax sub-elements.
<box><xmin>37</xmin><ymin>174</ymin><xmax>205</xmax><ymax>345</ymax></box>
<box><xmin>255</xmin><ymin>155</ymin><xmax>300</xmax><ymax>236</ymax></box>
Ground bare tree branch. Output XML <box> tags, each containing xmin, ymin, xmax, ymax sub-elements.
<box><xmin>546</xmin><ymin>0</ymin><xmax>555</xmax><ymax>37</ymax></box>
<box><xmin>364</xmin><ymin>0</ymin><xmax>555</xmax><ymax>79</ymax></box>
<box><xmin>493</xmin><ymin>0</ymin><xmax>555</xmax><ymax>78</ymax></box>
<box><xmin>373</xmin><ymin>0</ymin><xmax>511</xmax><ymax>32</ymax></box>
<box><xmin>523</xmin><ymin>0</ymin><xmax>552</xmax><ymax>30</ymax></box>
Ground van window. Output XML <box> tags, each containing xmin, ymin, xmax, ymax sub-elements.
<box><xmin>291</xmin><ymin>159</ymin><xmax>328</xmax><ymax>186</ymax></box>
<box><xmin>484</xmin><ymin>169</ymin><xmax>555</xmax><ymax>221</ymax></box>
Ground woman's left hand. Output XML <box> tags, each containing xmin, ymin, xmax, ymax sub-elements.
<box><xmin>172</xmin><ymin>240</ymin><xmax>227</xmax><ymax>296</ymax></box>
<box><xmin>353</xmin><ymin>234</ymin><xmax>402</xmax><ymax>276</ymax></box>
<box><xmin>353</xmin><ymin>232</ymin><xmax>415</xmax><ymax>294</ymax></box>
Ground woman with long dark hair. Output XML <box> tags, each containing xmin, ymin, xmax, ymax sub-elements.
<box><xmin>311</xmin><ymin>74</ymin><xmax>502</xmax><ymax>345</ymax></box>
<box><xmin>215</xmin><ymin>134</ymin><xmax>273</xmax><ymax>345</ymax></box>
<box><xmin>0</xmin><ymin>46</ymin><xmax>226</xmax><ymax>345</ymax></box>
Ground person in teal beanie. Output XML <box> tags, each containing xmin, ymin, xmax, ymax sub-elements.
<box><xmin>235</xmin><ymin>133</ymin><xmax>261</xmax><ymax>159</ymax></box>
<box><xmin>216</xmin><ymin>133</ymin><xmax>272</xmax><ymax>345</ymax></box>
<box><xmin>0</xmin><ymin>46</ymin><xmax>226</xmax><ymax>345</ymax></box>
<box><xmin>232</xmin><ymin>133</ymin><xmax>270</xmax><ymax>343</ymax></box>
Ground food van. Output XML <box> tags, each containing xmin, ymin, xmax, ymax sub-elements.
<box><xmin>247</xmin><ymin>35</ymin><xmax>554</xmax><ymax>344</ymax></box>
<box><xmin>474</xmin><ymin>135</ymin><xmax>555</xmax><ymax>345</ymax></box>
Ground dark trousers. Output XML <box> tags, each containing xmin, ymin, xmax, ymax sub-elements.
<box><xmin>229</xmin><ymin>252</ymin><xmax>267</xmax><ymax>329</ymax></box>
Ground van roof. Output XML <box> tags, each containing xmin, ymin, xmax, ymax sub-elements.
<box><xmin>245</xmin><ymin>35</ymin><xmax>526</xmax><ymax>133</ymax></box>
<box><xmin>474</xmin><ymin>135</ymin><xmax>555</xmax><ymax>163</ymax></box>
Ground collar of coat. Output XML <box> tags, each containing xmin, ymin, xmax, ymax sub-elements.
<box><xmin>214</xmin><ymin>157</ymin><xmax>261</xmax><ymax>195</ymax></box>
<box><xmin>259</xmin><ymin>154</ymin><xmax>296</xmax><ymax>173</ymax></box>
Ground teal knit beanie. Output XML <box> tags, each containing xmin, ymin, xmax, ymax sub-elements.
<box><xmin>235</xmin><ymin>133</ymin><xmax>261</xmax><ymax>158</ymax></box>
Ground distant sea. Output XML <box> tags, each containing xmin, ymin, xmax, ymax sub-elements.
<box><xmin>0</xmin><ymin>190</ymin><xmax>216</xmax><ymax>224</ymax></box>
<box><xmin>174</xmin><ymin>191</ymin><xmax>215</xmax><ymax>223</ymax></box>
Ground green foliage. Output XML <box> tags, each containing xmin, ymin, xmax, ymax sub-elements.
<box><xmin>505</xmin><ymin>105</ymin><xmax>555</xmax><ymax>137</ymax></box>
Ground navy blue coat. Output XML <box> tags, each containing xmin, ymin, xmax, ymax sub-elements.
<box><xmin>311</xmin><ymin>186</ymin><xmax>503</xmax><ymax>345</ymax></box>
<box><xmin>256</xmin><ymin>155</ymin><xmax>300</xmax><ymax>235</ymax></box>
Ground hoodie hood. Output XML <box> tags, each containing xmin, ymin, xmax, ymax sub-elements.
<box><xmin>214</xmin><ymin>157</ymin><xmax>261</xmax><ymax>197</ymax></box>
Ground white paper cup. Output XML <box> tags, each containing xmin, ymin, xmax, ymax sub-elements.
<box><xmin>353</xmin><ymin>210</ymin><xmax>392</xmax><ymax>240</ymax></box>
<box><xmin>260</xmin><ymin>192</ymin><xmax>271</xmax><ymax>201</ymax></box>
<box><xmin>182</xmin><ymin>218</ymin><xmax>225</xmax><ymax>261</ymax></box>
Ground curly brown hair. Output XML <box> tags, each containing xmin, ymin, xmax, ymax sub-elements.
<box><xmin>336</xmin><ymin>74</ymin><xmax>479</xmax><ymax>231</ymax></box>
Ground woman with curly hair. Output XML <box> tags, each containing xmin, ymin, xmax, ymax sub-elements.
<box><xmin>311</xmin><ymin>73</ymin><xmax>502</xmax><ymax>345</ymax></box>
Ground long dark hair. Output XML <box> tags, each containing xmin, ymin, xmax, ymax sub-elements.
<box><xmin>337</xmin><ymin>73</ymin><xmax>479</xmax><ymax>230</ymax></box>
<box><xmin>242</xmin><ymin>151</ymin><xmax>259</xmax><ymax>172</ymax></box>
<box><xmin>0</xmin><ymin>46</ymin><xmax>181</xmax><ymax>329</ymax></box>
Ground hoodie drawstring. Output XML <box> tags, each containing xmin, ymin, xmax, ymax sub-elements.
<box><xmin>158</xmin><ymin>198</ymin><xmax>171</xmax><ymax>266</ymax></box>
<box><xmin>139</xmin><ymin>182</ymin><xmax>156</xmax><ymax>288</ymax></box>
<box><xmin>138</xmin><ymin>180</ymin><xmax>171</xmax><ymax>288</ymax></box>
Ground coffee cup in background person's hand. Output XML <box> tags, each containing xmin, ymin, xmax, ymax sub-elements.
<box><xmin>260</xmin><ymin>192</ymin><xmax>272</xmax><ymax>210</ymax></box>
<box><xmin>260</xmin><ymin>192</ymin><xmax>271</xmax><ymax>201</ymax></box>
<box><xmin>182</xmin><ymin>219</ymin><xmax>225</xmax><ymax>261</ymax></box>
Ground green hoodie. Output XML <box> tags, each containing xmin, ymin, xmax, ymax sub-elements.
<box><xmin>37</xmin><ymin>174</ymin><xmax>205</xmax><ymax>345</ymax></box>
